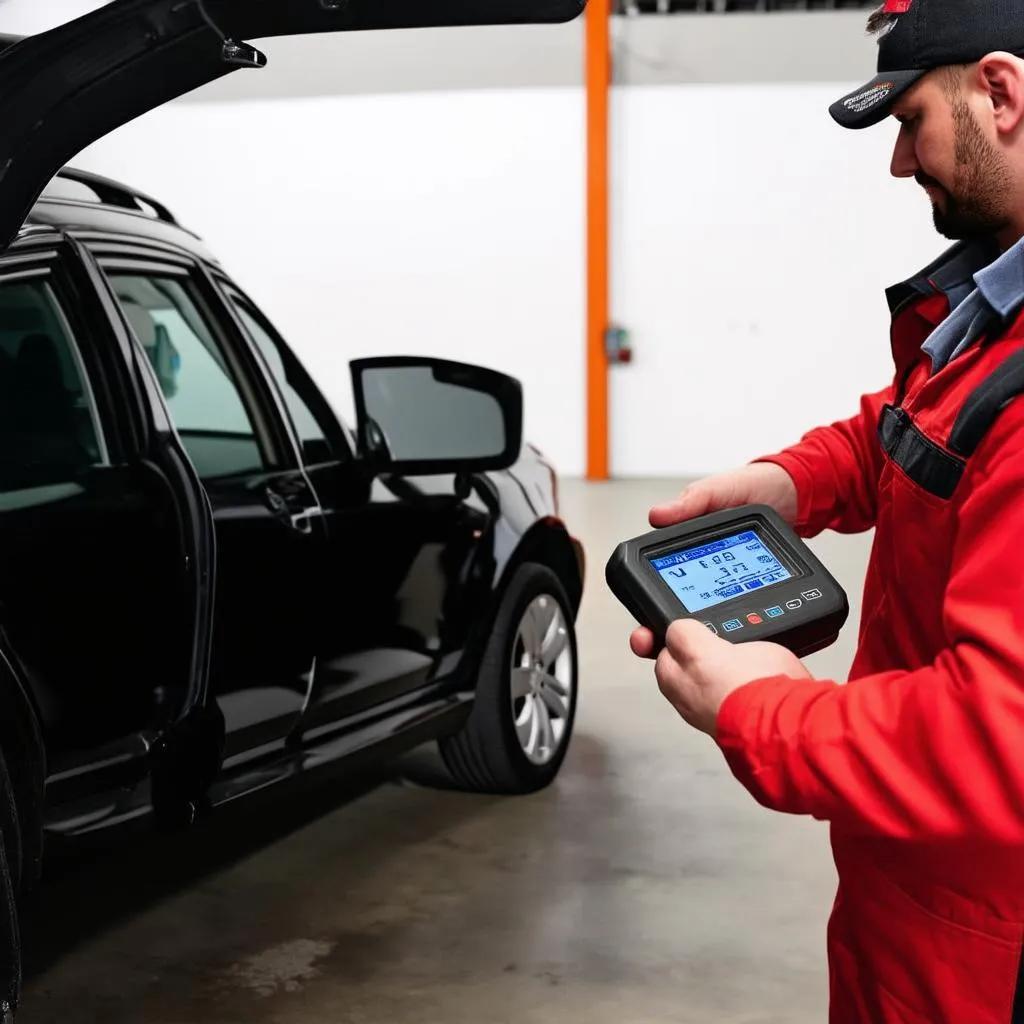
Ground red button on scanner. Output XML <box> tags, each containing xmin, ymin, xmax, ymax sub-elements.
<box><xmin>746</xmin><ymin>613</ymin><xmax>763</xmax><ymax>625</ymax></box>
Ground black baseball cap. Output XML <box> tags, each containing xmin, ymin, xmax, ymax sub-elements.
<box><xmin>830</xmin><ymin>0</ymin><xmax>1024</xmax><ymax>130</ymax></box>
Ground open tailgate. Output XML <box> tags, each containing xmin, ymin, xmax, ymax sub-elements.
<box><xmin>0</xmin><ymin>0</ymin><xmax>585</xmax><ymax>250</ymax></box>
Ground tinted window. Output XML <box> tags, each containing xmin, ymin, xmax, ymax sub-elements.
<box><xmin>231</xmin><ymin>302</ymin><xmax>325</xmax><ymax>446</ymax></box>
<box><xmin>224</xmin><ymin>291</ymin><xmax>340</xmax><ymax>466</ymax></box>
<box><xmin>0</xmin><ymin>277</ymin><xmax>106</xmax><ymax>498</ymax></box>
<box><xmin>108</xmin><ymin>273</ymin><xmax>265</xmax><ymax>480</ymax></box>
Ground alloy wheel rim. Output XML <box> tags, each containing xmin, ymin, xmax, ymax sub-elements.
<box><xmin>509</xmin><ymin>593</ymin><xmax>574</xmax><ymax>765</ymax></box>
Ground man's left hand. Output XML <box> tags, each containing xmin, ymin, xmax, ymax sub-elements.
<box><xmin>635</xmin><ymin>619</ymin><xmax>812</xmax><ymax>737</ymax></box>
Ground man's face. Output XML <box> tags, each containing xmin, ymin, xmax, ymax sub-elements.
<box><xmin>890</xmin><ymin>70</ymin><xmax>1014</xmax><ymax>241</ymax></box>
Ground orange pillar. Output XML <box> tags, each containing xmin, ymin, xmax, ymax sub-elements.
<box><xmin>585</xmin><ymin>0</ymin><xmax>610</xmax><ymax>481</ymax></box>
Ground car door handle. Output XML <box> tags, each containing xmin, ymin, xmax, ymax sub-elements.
<box><xmin>264</xmin><ymin>486</ymin><xmax>321</xmax><ymax>534</ymax></box>
<box><xmin>264</xmin><ymin>487</ymin><xmax>289</xmax><ymax>515</ymax></box>
<box><xmin>289</xmin><ymin>506</ymin><xmax>323</xmax><ymax>535</ymax></box>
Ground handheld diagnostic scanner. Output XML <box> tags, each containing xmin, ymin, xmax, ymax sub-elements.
<box><xmin>606</xmin><ymin>504</ymin><xmax>849</xmax><ymax>658</ymax></box>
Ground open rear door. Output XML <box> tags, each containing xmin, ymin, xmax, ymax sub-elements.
<box><xmin>0</xmin><ymin>0</ymin><xmax>585</xmax><ymax>251</ymax></box>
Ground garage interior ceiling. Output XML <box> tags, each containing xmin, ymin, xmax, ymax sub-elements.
<box><xmin>619</xmin><ymin>0</ymin><xmax>876</xmax><ymax>11</ymax></box>
<box><xmin>0</xmin><ymin>2</ymin><xmax>882</xmax><ymax>98</ymax></box>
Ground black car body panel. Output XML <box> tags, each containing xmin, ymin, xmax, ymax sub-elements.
<box><xmin>0</xmin><ymin>175</ymin><xmax>583</xmax><ymax>846</ymax></box>
<box><xmin>0</xmin><ymin>5</ymin><xmax>585</xmax><ymax>1009</ymax></box>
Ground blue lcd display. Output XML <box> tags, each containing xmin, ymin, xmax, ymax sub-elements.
<box><xmin>649</xmin><ymin>529</ymin><xmax>792</xmax><ymax>613</ymax></box>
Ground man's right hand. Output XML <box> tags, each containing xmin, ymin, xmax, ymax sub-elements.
<box><xmin>630</xmin><ymin>461</ymin><xmax>799</xmax><ymax>661</ymax></box>
<box><xmin>648</xmin><ymin>461</ymin><xmax>799</xmax><ymax>530</ymax></box>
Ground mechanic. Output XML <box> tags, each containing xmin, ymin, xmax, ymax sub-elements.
<box><xmin>628</xmin><ymin>2</ymin><xmax>1024</xmax><ymax>1022</ymax></box>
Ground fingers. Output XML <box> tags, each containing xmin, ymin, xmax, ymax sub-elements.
<box><xmin>632</xmin><ymin>619</ymin><xmax>718</xmax><ymax>661</ymax></box>
<box><xmin>629</xmin><ymin>627</ymin><xmax>656</xmax><ymax>658</ymax></box>
<box><xmin>664</xmin><ymin>618</ymin><xmax>716</xmax><ymax>661</ymax></box>
<box><xmin>648</xmin><ymin>481</ymin><xmax>723</xmax><ymax>528</ymax></box>
<box><xmin>650</xmin><ymin>491</ymin><xmax>706</xmax><ymax>528</ymax></box>
<box><xmin>648</xmin><ymin>502</ymin><xmax>687</xmax><ymax>528</ymax></box>
<box><xmin>653</xmin><ymin>642</ymin><xmax>696</xmax><ymax>722</ymax></box>
<box><xmin>650</xmin><ymin>468</ymin><xmax>785</xmax><ymax>529</ymax></box>
<box><xmin>654</xmin><ymin>645</ymin><xmax>677</xmax><ymax>699</ymax></box>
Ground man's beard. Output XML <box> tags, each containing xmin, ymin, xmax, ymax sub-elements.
<box><xmin>920</xmin><ymin>98</ymin><xmax>1014</xmax><ymax>241</ymax></box>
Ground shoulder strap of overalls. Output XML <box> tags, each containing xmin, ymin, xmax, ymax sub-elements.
<box><xmin>877</xmin><ymin>342</ymin><xmax>1024</xmax><ymax>499</ymax></box>
<box><xmin>878</xmin><ymin>341</ymin><xmax>1024</xmax><ymax>499</ymax></box>
<box><xmin>875</xmin><ymin>241</ymin><xmax>1022</xmax><ymax>495</ymax></box>
<box><xmin>948</xmin><ymin>344</ymin><xmax>1024</xmax><ymax>458</ymax></box>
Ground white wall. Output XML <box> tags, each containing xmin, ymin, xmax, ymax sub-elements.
<box><xmin>75</xmin><ymin>89</ymin><xmax>587</xmax><ymax>473</ymax></box>
<box><xmin>73</xmin><ymin>81</ymin><xmax>945</xmax><ymax>479</ymax></box>
<box><xmin>609</xmin><ymin>83</ymin><xmax>942</xmax><ymax>476</ymax></box>
<box><xmin>0</xmin><ymin>0</ymin><xmax>99</xmax><ymax>34</ymax></box>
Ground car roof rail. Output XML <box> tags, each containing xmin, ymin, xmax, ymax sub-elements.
<box><xmin>53</xmin><ymin>166</ymin><xmax>180</xmax><ymax>226</ymax></box>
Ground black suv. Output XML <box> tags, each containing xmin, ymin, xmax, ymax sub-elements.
<box><xmin>0</xmin><ymin>0</ymin><xmax>586</xmax><ymax>1016</ymax></box>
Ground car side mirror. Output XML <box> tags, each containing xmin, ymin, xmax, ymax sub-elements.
<box><xmin>349</xmin><ymin>356</ymin><xmax>523</xmax><ymax>475</ymax></box>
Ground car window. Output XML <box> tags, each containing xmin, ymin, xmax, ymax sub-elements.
<box><xmin>107</xmin><ymin>273</ymin><xmax>265</xmax><ymax>481</ymax></box>
<box><xmin>232</xmin><ymin>303</ymin><xmax>326</xmax><ymax>444</ymax></box>
<box><xmin>0</xmin><ymin>276</ymin><xmax>107</xmax><ymax>502</ymax></box>
<box><xmin>222</xmin><ymin>289</ymin><xmax>343</xmax><ymax>466</ymax></box>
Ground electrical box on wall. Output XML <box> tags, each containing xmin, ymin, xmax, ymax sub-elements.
<box><xmin>605</xmin><ymin>324</ymin><xmax>633</xmax><ymax>364</ymax></box>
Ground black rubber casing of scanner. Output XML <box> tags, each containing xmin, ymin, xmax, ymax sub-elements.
<box><xmin>605</xmin><ymin>504</ymin><xmax>849</xmax><ymax>659</ymax></box>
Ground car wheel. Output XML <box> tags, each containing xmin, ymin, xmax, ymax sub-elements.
<box><xmin>440</xmin><ymin>562</ymin><xmax>578</xmax><ymax>794</ymax></box>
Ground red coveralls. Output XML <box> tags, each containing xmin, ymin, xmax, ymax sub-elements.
<box><xmin>715</xmin><ymin>242</ymin><xmax>1024</xmax><ymax>1023</ymax></box>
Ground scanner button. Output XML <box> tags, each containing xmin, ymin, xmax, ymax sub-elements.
<box><xmin>764</xmin><ymin>606</ymin><xmax>784</xmax><ymax>618</ymax></box>
<box><xmin>786</xmin><ymin>598</ymin><xmax>803</xmax><ymax>610</ymax></box>
<box><xmin>722</xmin><ymin>619</ymin><xmax>743</xmax><ymax>632</ymax></box>
<box><xmin>746</xmin><ymin>613</ymin><xmax>763</xmax><ymax>625</ymax></box>
<box><xmin>802</xmin><ymin>588</ymin><xmax>823</xmax><ymax>601</ymax></box>
<box><xmin>702</xmin><ymin>621</ymin><xmax>718</xmax><ymax>635</ymax></box>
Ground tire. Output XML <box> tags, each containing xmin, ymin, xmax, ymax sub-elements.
<box><xmin>0</xmin><ymin>752</ymin><xmax>21</xmax><ymax>903</ymax></box>
<box><xmin>440</xmin><ymin>562</ymin><xmax>578</xmax><ymax>794</ymax></box>
<box><xmin>0</xmin><ymin>751</ymin><xmax>21</xmax><ymax>1021</ymax></box>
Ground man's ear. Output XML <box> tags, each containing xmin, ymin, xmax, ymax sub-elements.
<box><xmin>977</xmin><ymin>53</ymin><xmax>1024</xmax><ymax>136</ymax></box>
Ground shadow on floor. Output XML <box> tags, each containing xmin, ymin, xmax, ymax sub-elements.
<box><xmin>20</xmin><ymin>743</ymin><xmax>480</xmax><ymax>982</ymax></box>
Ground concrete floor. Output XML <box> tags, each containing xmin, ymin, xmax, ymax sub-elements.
<box><xmin>20</xmin><ymin>479</ymin><xmax>874</xmax><ymax>1024</ymax></box>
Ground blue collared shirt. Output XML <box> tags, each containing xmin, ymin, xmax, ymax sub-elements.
<box><xmin>922</xmin><ymin>234</ymin><xmax>1024</xmax><ymax>371</ymax></box>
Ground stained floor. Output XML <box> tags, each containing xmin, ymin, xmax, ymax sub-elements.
<box><xmin>20</xmin><ymin>479</ymin><xmax>873</xmax><ymax>1024</ymax></box>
